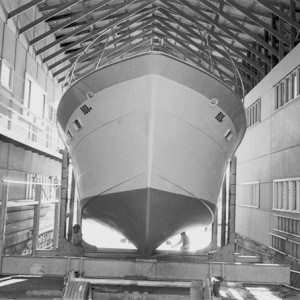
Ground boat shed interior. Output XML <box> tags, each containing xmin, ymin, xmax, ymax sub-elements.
<box><xmin>1</xmin><ymin>0</ymin><xmax>300</xmax><ymax>299</ymax></box>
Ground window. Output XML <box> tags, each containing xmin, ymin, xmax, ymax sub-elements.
<box><xmin>298</xmin><ymin>67</ymin><xmax>300</xmax><ymax>96</ymax></box>
<box><xmin>274</xmin><ymin>66</ymin><xmax>300</xmax><ymax>110</ymax></box>
<box><xmin>275</xmin><ymin>84</ymin><xmax>280</xmax><ymax>110</ymax></box>
<box><xmin>246</xmin><ymin>99</ymin><xmax>261</xmax><ymax>128</ymax></box>
<box><xmin>285</xmin><ymin>77</ymin><xmax>290</xmax><ymax>103</ymax></box>
<box><xmin>48</xmin><ymin>104</ymin><xmax>56</xmax><ymax>123</ymax></box>
<box><xmin>271</xmin><ymin>234</ymin><xmax>285</xmax><ymax>254</ymax></box>
<box><xmin>276</xmin><ymin>215</ymin><xmax>300</xmax><ymax>236</ymax></box>
<box><xmin>67</xmin><ymin>130</ymin><xmax>73</xmax><ymax>143</ymax></box>
<box><xmin>0</xmin><ymin>59</ymin><xmax>13</xmax><ymax>91</ymax></box>
<box><xmin>291</xmin><ymin>71</ymin><xmax>297</xmax><ymax>100</ymax></box>
<box><xmin>24</xmin><ymin>74</ymin><xmax>46</xmax><ymax>120</ymax></box>
<box><xmin>241</xmin><ymin>181</ymin><xmax>260</xmax><ymax>207</ymax></box>
<box><xmin>273</xmin><ymin>178</ymin><xmax>300</xmax><ymax>212</ymax></box>
<box><xmin>280</xmin><ymin>81</ymin><xmax>285</xmax><ymax>106</ymax></box>
<box><xmin>271</xmin><ymin>232</ymin><xmax>300</xmax><ymax>259</ymax></box>
<box><xmin>73</xmin><ymin>119</ymin><xmax>82</xmax><ymax>131</ymax></box>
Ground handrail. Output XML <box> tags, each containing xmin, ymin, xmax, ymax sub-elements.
<box><xmin>194</xmin><ymin>24</ymin><xmax>245</xmax><ymax>102</ymax></box>
<box><xmin>64</xmin><ymin>24</ymin><xmax>116</xmax><ymax>88</ymax></box>
<box><xmin>0</xmin><ymin>87</ymin><xmax>56</xmax><ymax>128</ymax></box>
<box><xmin>0</xmin><ymin>89</ymin><xmax>62</xmax><ymax>154</ymax></box>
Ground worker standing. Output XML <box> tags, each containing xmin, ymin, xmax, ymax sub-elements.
<box><xmin>175</xmin><ymin>232</ymin><xmax>190</xmax><ymax>252</ymax></box>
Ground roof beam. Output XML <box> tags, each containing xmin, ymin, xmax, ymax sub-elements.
<box><xmin>39</xmin><ymin>0</ymin><xmax>154</xmax><ymax>61</ymax></box>
<box><xmin>155</xmin><ymin>29</ymin><xmax>239</xmax><ymax>85</ymax></box>
<box><xmin>53</xmin><ymin>21</ymin><xmax>154</xmax><ymax>77</ymax></box>
<box><xmin>29</xmin><ymin>0</ymin><xmax>114</xmax><ymax>45</ymax></box>
<box><xmin>8</xmin><ymin>0</ymin><xmax>45</xmax><ymax>19</ymax></box>
<box><xmin>158</xmin><ymin>19</ymin><xmax>209</xmax><ymax>59</ymax></box>
<box><xmin>162</xmin><ymin>34</ymin><xmax>246</xmax><ymax>88</ymax></box>
<box><xmin>170</xmin><ymin>0</ymin><xmax>272</xmax><ymax>66</ymax></box>
<box><xmin>36</xmin><ymin>0</ymin><xmax>141</xmax><ymax>56</ymax></box>
<box><xmin>162</xmin><ymin>38</ymin><xmax>204</xmax><ymax>66</ymax></box>
<box><xmin>198</xmin><ymin>0</ymin><xmax>280</xmax><ymax>57</ymax></box>
<box><xmin>43</xmin><ymin>2</ymin><xmax>156</xmax><ymax>62</ymax></box>
<box><xmin>19</xmin><ymin>0</ymin><xmax>81</xmax><ymax>35</ymax></box>
<box><xmin>68</xmin><ymin>21</ymin><xmax>154</xmax><ymax>69</ymax></box>
<box><xmin>48</xmin><ymin>13</ymin><xmax>154</xmax><ymax>71</ymax></box>
<box><xmin>158</xmin><ymin>9</ymin><xmax>263</xmax><ymax>77</ymax></box>
<box><xmin>225</xmin><ymin>0</ymin><xmax>290</xmax><ymax>45</ymax></box>
<box><xmin>254</xmin><ymin>0</ymin><xmax>300</xmax><ymax>32</ymax></box>
<box><xmin>59</xmin><ymin>35</ymin><xmax>151</xmax><ymax>83</ymax></box>
<box><xmin>80</xmin><ymin>42</ymin><xmax>152</xmax><ymax>78</ymax></box>
<box><xmin>95</xmin><ymin>30</ymin><xmax>152</xmax><ymax>64</ymax></box>
<box><xmin>160</xmin><ymin>22</ymin><xmax>258</xmax><ymax>83</ymax></box>
<box><xmin>156</xmin><ymin>24</ymin><xmax>240</xmax><ymax>84</ymax></box>
<box><xmin>156</xmin><ymin>14</ymin><xmax>243</xmax><ymax>50</ymax></box>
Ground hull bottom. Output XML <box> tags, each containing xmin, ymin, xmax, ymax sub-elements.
<box><xmin>82</xmin><ymin>188</ymin><xmax>215</xmax><ymax>255</ymax></box>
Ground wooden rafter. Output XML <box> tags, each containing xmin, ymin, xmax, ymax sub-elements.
<box><xmin>48</xmin><ymin>13</ymin><xmax>154</xmax><ymax>71</ymax></box>
<box><xmin>29</xmin><ymin>0</ymin><xmax>115</xmax><ymax>45</ymax></box>
<box><xmin>156</xmin><ymin>24</ymin><xmax>241</xmax><ymax>84</ymax></box>
<box><xmin>198</xmin><ymin>0</ymin><xmax>280</xmax><ymax>57</ymax></box>
<box><xmin>41</xmin><ymin>1</ymin><xmax>155</xmax><ymax>62</ymax></box>
<box><xmin>8</xmin><ymin>0</ymin><xmax>300</xmax><ymax>90</ymax></box>
<box><xmin>61</xmin><ymin>18</ymin><xmax>154</xmax><ymax>76</ymax></box>
<box><xmin>158</xmin><ymin>9</ymin><xmax>263</xmax><ymax>78</ymax></box>
<box><xmin>53</xmin><ymin>19</ymin><xmax>154</xmax><ymax>77</ymax></box>
<box><xmin>36</xmin><ymin>0</ymin><xmax>142</xmax><ymax>55</ymax></box>
<box><xmin>225</xmin><ymin>0</ymin><xmax>290</xmax><ymax>45</ymax></box>
<box><xmin>168</xmin><ymin>0</ymin><xmax>272</xmax><ymax>66</ymax></box>
<box><xmin>8</xmin><ymin>0</ymin><xmax>45</xmax><ymax>19</ymax></box>
<box><xmin>254</xmin><ymin>0</ymin><xmax>300</xmax><ymax>31</ymax></box>
<box><xmin>58</xmin><ymin>35</ymin><xmax>152</xmax><ymax>83</ymax></box>
<box><xmin>19</xmin><ymin>0</ymin><xmax>81</xmax><ymax>35</ymax></box>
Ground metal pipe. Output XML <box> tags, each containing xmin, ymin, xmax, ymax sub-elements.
<box><xmin>0</xmin><ymin>181</ymin><xmax>9</xmax><ymax>274</ymax></box>
<box><xmin>211</xmin><ymin>207</ymin><xmax>218</xmax><ymax>249</ymax></box>
<box><xmin>221</xmin><ymin>175</ymin><xmax>227</xmax><ymax>247</ymax></box>
<box><xmin>59</xmin><ymin>149</ymin><xmax>69</xmax><ymax>241</ymax></box>
<box><xmin>53</xmin><ymin>186</ymin><xmax>61</xmax><ymax>249</ymax></box>
<box><xmin>67</xmin><ymin>172</ymin><xmax>76</xmax><ymax>242</ymax></box>
<box><xmin>32</xmin><ymin>185</ymin><xmax>42</xmax><ymax>255</ymax></box>
<box><xmin>71</xmin><ymin>277</ymin><xmax>192</xmax><ymax>288</ymax></box>
<box><xmin>228</xmin><ymin>155</ymin><xmax>237</xmax><ymax>244</ymax></box>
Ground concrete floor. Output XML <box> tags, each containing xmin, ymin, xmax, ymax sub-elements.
<box><xmin>218</xmin><ymin>282</ymin><xmax>300</xmax><ymax>300</ymax></box>
<box><xmin>0</xmin><ymin>276</ymin><xmax>64</xmax><ymax>299</ymax></box>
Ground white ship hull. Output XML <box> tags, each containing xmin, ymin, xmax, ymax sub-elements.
<box><xmin>57</xmin><ymin>53</ymin><xmax>246</xmax><ymax>255</ymax></box>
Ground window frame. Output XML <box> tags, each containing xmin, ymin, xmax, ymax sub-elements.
<box><xmin>23</xmin><ymin>73</ymin><xmax>47</xmax><ymax>120</ymax></box>
<box><xmin>241</xmin><ymin>181</ymin><xmax>260</xmax><ymax>208</ymax></box>
<box><xmin>274</xmin><ymin>66</ymin><xmax>300</xmax><ymax>111</ymax></box>
<box><xmin>246</xmin><ymin>98</ymin><xmax>261</xmax><ymax>129</ymax></box>
<box><xmin>0</xmin><ymin>59</ymin><xmax>13</xmax><ymax>91</ymax></box>
<box><xmin>273</xmin><ymin>177</ymin><xmax>300</xmax><ymax>213</ymax></box>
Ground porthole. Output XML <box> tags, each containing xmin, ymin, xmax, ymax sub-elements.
<box><xmin>66</xmin><ymin>130</ymin><xmax>73</xmax><ymax>144</ymax></box>
<box><xmin>224</xmin><ymin>129</ymin><xmax>233</xmax><ymax>141</ymax></box>
<box><xmin>73</xmin><ymin>119</ymin><xmax>82</xmax><ymax>131</ymax></box>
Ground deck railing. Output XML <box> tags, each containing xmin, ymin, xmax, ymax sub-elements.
<box><xmin>0</xmin><ymin>87</ymin><xmax>63</xmax><ymax>156</ymax></box>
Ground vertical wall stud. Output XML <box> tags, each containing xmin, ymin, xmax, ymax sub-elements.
<box><xmin>221</xmin><ymin>175</ymin><xmax>227</xmax><ymax>247</ymax></box>
<box><xmin>228</xmin><ymin>155</ymin><xmax>237</xmax><ymax>244</ymax></box>
<box><xmin>68</xmin><ymin>171</ymin><xmax>76</xmax><ymax>242</ymax></box>
<box><xmin>0</xmin><ymin>181</ymin><xmax>9</xmax><ymax>274</ymax></box>
<box><xmin>59</xmin><ymin>149</ymin><xmax>69</xmax><ymax>243</ymax></box>
<box><xmin>32</xmin><ymin>184</ymin><xmax>42</xmax><ymax>255</ymax></box>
